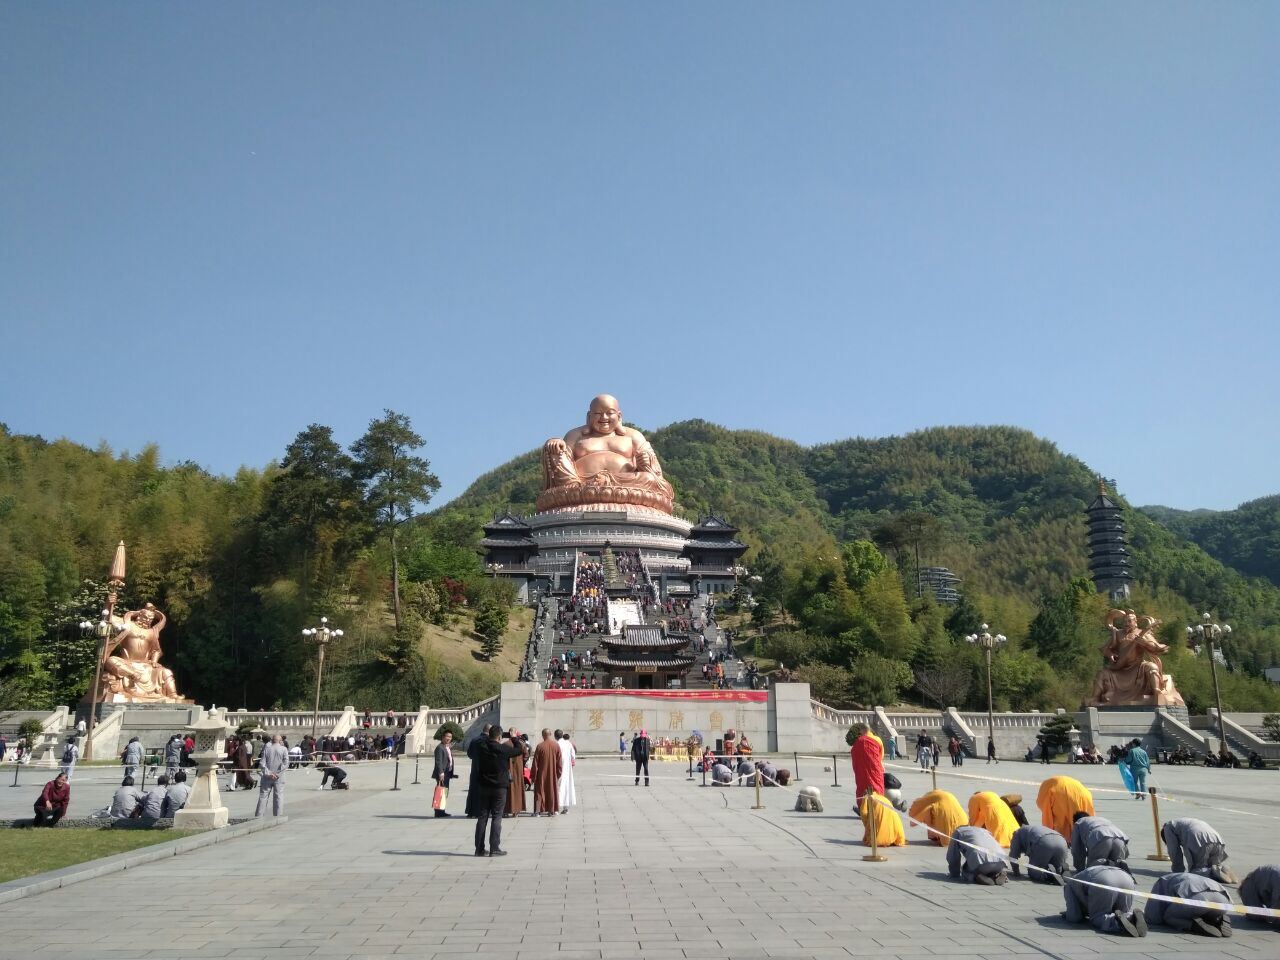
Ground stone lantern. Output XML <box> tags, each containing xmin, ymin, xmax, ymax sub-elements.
<box><xmin>174</xmin><ymin>712</ymin><xmax>231</xmax><ymax>830</ymax></box>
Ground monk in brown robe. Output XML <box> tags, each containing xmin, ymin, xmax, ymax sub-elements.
<box><xmin>530</xmin><ymin>728</ymin><xmax>562</xmax><ymax>816</ymax></box>
<box><xmin>506</xmin><ymin>734</ymin><xmax>529</xmax><ymax>817</ymax></box>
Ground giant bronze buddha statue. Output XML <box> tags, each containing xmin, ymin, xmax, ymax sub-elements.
<box><xmin>539</xmin><ymin>394</ymin><xmax>675</xmax><ymax>514</ymax></box>
<box><xmin>1088</xmin><ymin>608</ymin><xmax>1185</xmax><ymax>707</ymax></box>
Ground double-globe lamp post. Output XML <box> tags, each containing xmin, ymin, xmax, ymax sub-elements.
<box><xmin>965</xmin><ymin>624</ymin><xmax>1006</xmax><ymax>759</ymax></box>
<box><xmin>78</xmin><ymin>610</ymin><xmax>113</xmax><ymax>760</ymax></box>
<box><xmin>302</xmin><ymin>618</ymin><xmax>343</xmax><ymax>741</ymax></box>
<box><xmin>1188</xmin><ymin>613</ymin><xmax>1231</xmax><ymax>748</ymax></box>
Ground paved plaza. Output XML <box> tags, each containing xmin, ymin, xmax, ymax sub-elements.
<box><xmin>0</xmin><ymin>754</ymin><xmax>1276</xmax><ymax>960</ymax></box>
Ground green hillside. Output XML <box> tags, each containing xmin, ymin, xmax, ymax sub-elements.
<box><xmin>1141</xmin><ymin>496</ymin><xmax>1280</xmax><ymax>589</ymax></box>
<box><xmin>3</xmin><ymin>418</ymin><xmax>1280</xmax><ymax>714</ymax></box>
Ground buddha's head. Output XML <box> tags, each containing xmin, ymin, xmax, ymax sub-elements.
<box><xmin>586</xmin><ymin>395</ymin><xmax>623</xmax><ymax>436</ymax></box>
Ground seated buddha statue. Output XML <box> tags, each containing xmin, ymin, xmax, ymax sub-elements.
<box><xmin>1089</xmin><ymin>609</ymin><xmax>1185</xmax><ymax>707</ymax></box>
<box><xmin>538</xmin><ymin>394</ymin><xmax>675</xmax><ymax>514</ymax></box>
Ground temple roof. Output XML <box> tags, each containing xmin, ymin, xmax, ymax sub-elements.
<box><xmin>597</xmin><ymin>655</ymin><xmax>697</xmax><ymax>670</ymax></box>
<box><xmin>479</xmin><ymin>536</ymin><xmax>538</xmax><ymax>549</ymax></box>
<box><xmin>684</xmin><ymin>537</ymin><xmax>748</xmax><ymax>551</ymax></box>
<box><xmin>602</xmin><ymin>625</ymin><xmax>690</xmax><ymax>649</ymax></box>
<box><xmin>483</xmin><ymin>511</ymin><xmax>532</xmax><ymax>534</ymax></box>
<box><xmin>689</xmin><ymin>514</ymin><xmax>739</xmax><ymax>536</ymax></box>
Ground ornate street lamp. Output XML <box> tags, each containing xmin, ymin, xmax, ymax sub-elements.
<box><xmin>80</xmin><ymin>609</ymin><xmax>112</xmax><ymax>760</ymax></box>
<box><xmin>965</xmin><ymin>624</ymin><xmax>1006</xmax><ymax>759</ymax></box>
<box><xmin>302</xmin><ymin>618</ymin><xmax>343</xmax><ymax>741</ymax></box>
<box><xmin>1188</xmin><ymin>613</ymin><xmax>1231</xmax><ymax>747</ymax></box>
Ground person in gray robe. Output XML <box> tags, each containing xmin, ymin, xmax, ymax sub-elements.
<box><xmin>164</xmin><ymin>734</ymin><xmax>183</xmax><ymax>778</ymax></box>
<box><xmin>1009</xmin><ymin>824</ymin><xmax>1070</xmax><ymax>884</ymax></box>
<box><xmin>1063</xmin><ymin>864</ymin><xmax>1147</xmax><ymax>937</ymax></box>
<box><xmin>1161</xmin><ymin>818</ymin><xmax>1235</xmax><ymax>883</ymax></box>
<box><xmin>139</xmin><ymin>776</ymin><xmax>168</xmax><ymax>820</ymax></box>
<box><xmin>110</xmin><ymin>777</ymin><xmax>142</xmax><ymax>819</ymax></box>
<box><xmin>121</xmin><ymin>737</ymin><xmax>144</xmax><ymax>781</ymax></box>
<box><xmin>711</xmin><ymin>762</ymin><xmax>733</xmax><ymax>785</ymax></box>
<box><xmin>255</xmin><ymin>734</ymin><xmax>289</xmax><ymax>817</ymax></box>
<box><xmin>1144</xmin><ymin>872</ymin><xmax>1233</xmax><ymax>937</ymax></box>
<box><xmin>735</xmin><ymin>759</ymin><xmax>755</xmax><ymax>784</ymax></box>
<box><xmin>163</xmin><ymin>770</ymin><xmax>191</xmax><ymax>817</ymax></box>
<box><xmin>1240</xmin><ymin>864</ymin><xmax>1280</xmax><ymax>927</ymax></box>
<box><xmin>1070</xmin><ymin>813</ymin><xmax>1130</xmax><ymax>872</ymax></box>
<box><xmin>946</xmin><ymin>825</ymin><xmax>1009</xmax><ymax>885</ymax></box>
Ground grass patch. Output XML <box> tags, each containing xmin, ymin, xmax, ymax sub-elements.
<box><xmin>0</xmin><ymin>828</ymin><xmax>198</xmax><ymax>884</ymax></box>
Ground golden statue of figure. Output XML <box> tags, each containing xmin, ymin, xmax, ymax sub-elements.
<box><xmin>538</xmin><ymin>394</ymin><xmax>675</xmax><ymax>514</ymax></box>
<box><xmin>1088</xmin><ymin>609</ymin><xmax>1185</xmax><ymax>707</ymax></box>
<box><xmin>96</xmin><ymin>603</ymin><xmax>188</xmax><ymax>703</ymax></box>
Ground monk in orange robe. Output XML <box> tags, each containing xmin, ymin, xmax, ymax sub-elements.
<box><xmin>859</xmin><ymin>791</ymin><xmax>906</xmax><ymax>847</ymax></box>
<box><xmin>909</xmin><ymin>789</ymin><xmax>967</xmax><ymax>846</ymax></box>
<box><xmin>849</xmin><ymin>724</ymin><xmax>885</xmax><ymax>800</ymax></box>
<box><xmin>968</xmin><ymin>790</ymin><xmax>1019</xmax><ymax>848</ymax></box>
<box><xmin>1037</xmin><ymin>775</ymin><xmax>1095</xmax><ymax>840</ymax></box>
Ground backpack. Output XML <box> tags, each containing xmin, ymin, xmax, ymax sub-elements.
<box><xmin>62</xmin><ymin>744</ymin><xmax>75</xmax><ymax>763</ymax></box>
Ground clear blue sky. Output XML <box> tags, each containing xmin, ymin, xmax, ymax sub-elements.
<box><xmin>3</xmin><ymin>3</ymin><xmax>1277</xmax><ymax>511</ymax></box>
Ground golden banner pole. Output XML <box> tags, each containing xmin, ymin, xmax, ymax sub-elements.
<box><xmin>752</xmin><ymin>766</ymin><xmax>764</xmax><ymax>809</ymax></box>
<box><xmin>863</xmin><ymin>792</ymin><xmax>888</xmax><ymax>863</ymax></box>
<box><xmin>1146</xmin><ymin>787</ymin><xmax>1170</xmax><ymax>861</ymax></box>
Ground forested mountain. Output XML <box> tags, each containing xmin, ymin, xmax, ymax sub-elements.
<box><xmin>4</xmin><ymin>418</ymin><xmax>1280</xmax><ymax>714</ymax></box>
<box><xmin>1141</xmin><ymin>497</ymin><xmax>1280</xmax><ymax>588</ymax></box>
<box><xmin>446</xmin><ymin>420</ymin><xmax>1280</xmax><ymax>710</ymax></box>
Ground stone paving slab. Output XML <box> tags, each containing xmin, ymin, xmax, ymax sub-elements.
<box><xmin>0</xmin><ymin>756</ymin><xmax>1275</xmax><ymax>959</ymax></box>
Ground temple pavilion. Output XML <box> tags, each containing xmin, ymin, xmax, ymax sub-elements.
<box><xmin>597</xmin><ymin>624</ymin><xmax>696</xmax><ymax>690</ymax></box>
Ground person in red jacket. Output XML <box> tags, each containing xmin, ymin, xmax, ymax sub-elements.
<box><xmin>34</xmin><ymin>772</ymin><xmax>70</xmax><ymax>827</ymax></box>
<box><xmin>850</xmin><ymin>723</ymin><xmax>885</xmax><ymax>800</ymax></box>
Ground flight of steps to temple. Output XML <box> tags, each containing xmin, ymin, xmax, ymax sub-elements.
<box><xmin>532</xmin><ymin>547</ymin><xmax>742</xmax><ymax>691</ymax></box>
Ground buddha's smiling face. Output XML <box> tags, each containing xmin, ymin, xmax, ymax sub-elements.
<box><xmin>587</xmin><ymin>396</ymin><xmax>621</xmax><ymax>435</ymax></box>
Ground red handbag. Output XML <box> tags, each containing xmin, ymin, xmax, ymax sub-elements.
<box><xmin>432</xmin><ymin>785</ymin><xmax>448</xmax><ymax>811</ymax></box>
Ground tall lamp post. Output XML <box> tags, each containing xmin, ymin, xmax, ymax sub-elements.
<box><xmin>79</xmin><ymin>610</ymin><xmax>112</xmax><ymax>760</ymax></box>
<box><xmin>302</xmin><ymin>618</ymin><xmax>343</xmax><ymax>741</ymax></box>
<box><xmin>1188</xmin><ymin>613</ymin><xmax>1231</xmax><ymax>748</ymax></box>
<box><xmin>965</xmin><ymin>624</ymin><xmax>1006</xmax><ymax>758</ymax></box>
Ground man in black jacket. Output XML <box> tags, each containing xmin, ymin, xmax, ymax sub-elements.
<box><xmin>632</xmin><ymin>728</ymin><xmax>651</xmax><ymax>786</ymax></box>
<box><xmin>473</xmin><ymin>726</ymin><xmax>525</xmax><ymax>857</ymax></box>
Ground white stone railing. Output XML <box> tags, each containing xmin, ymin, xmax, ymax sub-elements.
<box><xmin>425</xmin><ymin>696</ymin><xmax>500</xmax><ymax>728</ymax></box>
<box><xmin>955</xmin><ymin>712</ymin><xmax>1051</xmax><ymax>730</ymax></box>
<box><xmin>228</xmin><ymin>709</ymin><xmax>347</xmax><ymax>732</ymax></box>
<box><xmin>810</xmin><ymin>700</ymin><xmax>873</xmax><ymax>726</ymax></box>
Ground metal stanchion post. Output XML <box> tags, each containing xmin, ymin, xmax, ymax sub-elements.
<box><xmin>687</xmin><ymin>754</ymin><xmax>694</xmax><ymax>782</ymax></box>
<box><xmin>862</xmin><ymin>792</ymin><xmax>887</xmax><ymax>862</ymax></box>
<box><xmin>752</xmin><ymin>767</ymin><xmax>764</xmax><ymax>809</ymax></box>
<box><xmin>140</xmin><ymin>761</ymin><xmax>148</xmax><ymax>791</ymax></box>
<box><xmin>10</xmin><ymin>761</ymin><xmax>19</xmax><ymax>788</ymax></box>
<box><xmin>701</xmin><ymin>760</ymin><xmax>707</xmax><ymax>788</ymax></box>
<box><xmin>1146</xmin><ymin>787</ymin><xmax>1170</xmax><ymax>861</ymax></box>
<box><xmin>930</xmin><ymin>765</ymin><xmax>937</xmax><ymax>792</ymax></box>
<box><xmin>832</xmin><ymin>755</ymin><xmax>839</xmax><ymax>787</ymax></box>
<box><xmin>391</xmin><ymin>753</ymin><xmax>401</xmax><ymax>791</ymax></box>
<box><xmin>412</xmin><ymin>753</ymin><xmax>421</xmax><ymax>785</ymax></box>
<box><xmin>793</xmin><ymin>752</ymin><xmax>802</xmax><ymax>781</ymax></box>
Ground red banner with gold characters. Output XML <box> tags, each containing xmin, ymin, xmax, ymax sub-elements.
<box><xmin>543</xmin><ymin>689</ymin><xmax>767</xmax><ymax>702</ymax></box>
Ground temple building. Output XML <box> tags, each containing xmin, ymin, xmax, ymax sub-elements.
<box><xmin>596</xmin><ymin>624</ymin><xmax>696</xmax><ymax>690</ymax></box>
<box><xmin>478</xmin><ymin>513</ymin><xmax>539</xmax><ymax>599</ymax></box>
<box><xmin>681</xmin><ymin>515</ymin><xmax>749</xmax><ymax>595</ymax></box>
<box><xmin>1085</xmin><ymin>480</ymin><xmax>1134</xmax><ymax>602</ymax></box>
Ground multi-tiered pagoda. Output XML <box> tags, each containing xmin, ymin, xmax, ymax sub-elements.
<box><xmin>1085</xmin><ymin>480</ymin><xmax>1134</xmax><ymax>602</ymax></box>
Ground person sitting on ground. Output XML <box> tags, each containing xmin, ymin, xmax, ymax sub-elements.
<box><xmin>1247</xmin><ymin>751</ymin><xmax>1265</xmax><ymax>770</ymax></box>
<box><xmin>33</xmin><ymin>772</ymin><xmax>70</xmax><ymax>827</ymax></box>
<box><xmin>1037</xmin><ymin>775</ymin><xmax>1095</xmax><ymax>840</ymax></box>
<box><xmin>1063</xmin><ymin>864</ymin><xmax>1147</xmax><ymax>937</ymax></box>
<box><xmin>139</xmin><ymin>775</ymin><xmax>169</xmax><ymax>820</ymax></box>
<box><xmin>968</xmin><ymin>791</ymin><xmax>1019</xmax><ymax>848</ymax></box>
<box><xmin>1009</xmin><ymin>824</ymin><xmax>1070</xmax><ymax>884</ymax></box>
<box><xmin>110</xmin><ymin>776</ymin><xmax>142</xmax><ymax>819</ymax></box>
<box><xmin>1071</xmin><ymin>812</ymin><xmax>1131</xmax><ymax>873</ymax></box>
<box><xmin>1000</xmin><ymin>793</ymin><xmax>1030</xmax><ymax>827</ymax></box>
<box><xmin>162</xmin><ymin>770</ymin><xmax>191</xmax><ymax>817</ymax></box>
<box><xmin>946</xmin><ymin>825</ymin><xmax>1009</xmax><ymax>885</ymax></box>
<box><xmin>908</xmin><ymin>789</ymin><xmax>967</xmax><ymax>846</ymax></box>
<box><xmin>1161</xmin><ymin>817</ymin><xmax>1237</xmax><ymax>884</ymax></box>
<box><xmin>1240</xmin><ymin>864</ymin><xmax>1280</xmax><ymax>927</ymax></box>
<box><xmin>316</xmin><ymin>762</ymin><xmax>349</xmax><ymax>789</ymax></box>
<box><xmin>1145</xmin><ymin>872</ymin><xmax>1234</xmax><ymax>937</ymax></box>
